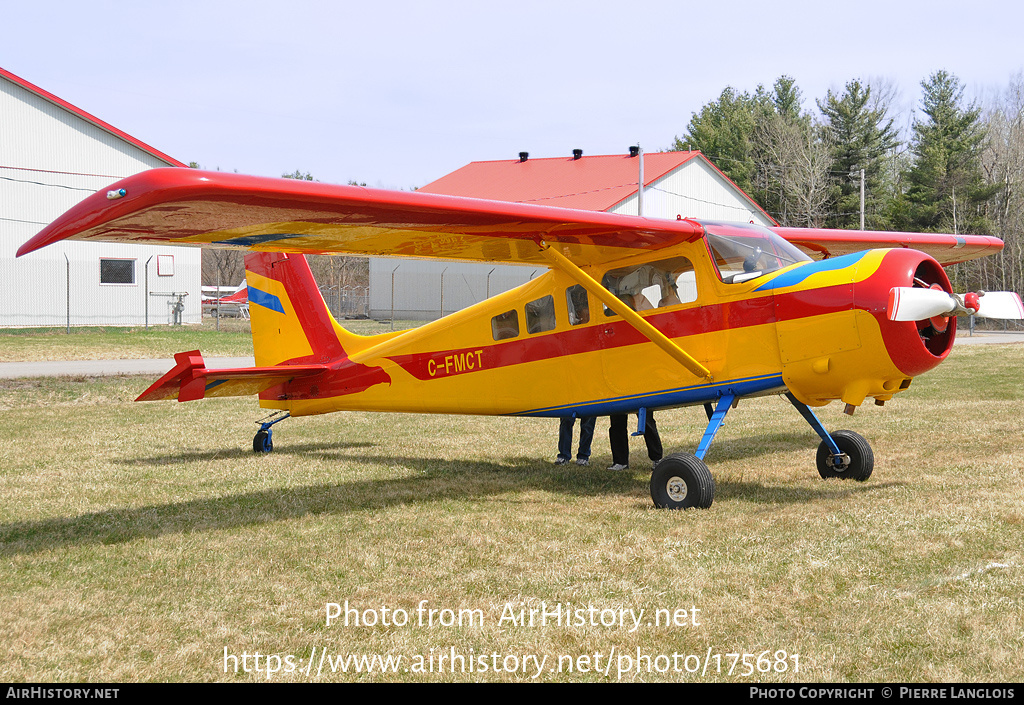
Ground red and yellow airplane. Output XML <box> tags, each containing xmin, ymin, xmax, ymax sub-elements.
<box><xmin>18</xmin><ymin>169</ymin><xmax>1023</xmax><ymax>509</ymax></box>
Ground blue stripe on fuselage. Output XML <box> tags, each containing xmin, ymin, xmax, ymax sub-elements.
<box><xmin>519</xmin><ymin>373</ymin><xmax>786</xmax><ymax>418</ymax></box>
<box><xmin>754</xmin><ymin>252</ymin><xmax>867</xmax><ymax>292</ymax></box>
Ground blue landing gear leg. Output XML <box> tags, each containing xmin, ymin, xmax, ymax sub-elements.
<box><xmin>785</xmin><ymin>393</ymin><xmax>873</xmax><ymax>481</ymax></box>
<box><xmin>253</xmin><ymin>411</ymin><xmax>290</xmax><ymax>454</ymax></box>
<box><xmin>650</xmin><ymin>395</ymin><xmax>735</xmax><ymax>510</ymax></box>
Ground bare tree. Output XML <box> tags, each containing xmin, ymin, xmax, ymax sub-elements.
<box><xmin>757</xmin><ymin>114</ymin><xmax>835</xmax><ymax>227</ymax></box>
<box><xmin>979</xmin><ymin>73</ymin><xmax>1024</xmax><ymax>294</ymax></box>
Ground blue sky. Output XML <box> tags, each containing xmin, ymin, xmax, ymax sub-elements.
<box><xmin>4</xmin><ymin>0</ymin><xmax>1022</xmax><ymax>190</ymax></box>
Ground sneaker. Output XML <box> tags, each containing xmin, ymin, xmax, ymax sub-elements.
<box><xmin>554</xmin><ymin>457</ymin><xmax>569</xmax><ymax>465</ymax></box>
<box><xmin>575</xmin><ymin>458</ymin><xmax>589</xmax><ymax>466</ymax></box>
<box><xmin>607</xmin><ymin>463</ymin><xmax>629</xmax><ymax>471</ymax></box>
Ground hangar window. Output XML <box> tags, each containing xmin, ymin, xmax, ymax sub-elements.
<box><xmin>525</xmin><ymin>295</ymin><xmax>556</xmax><ymax>334</ymax></box>
<box><xmin>566</xmin><ymin>285</ymin><xmax>590</xmax><ymax>326</ymax></box>
<box><xmin>601</xmin><ymin>257</ymin><xmax>698</xmax><ymax>316</ymax></box>
<box><xmin>99</xmin><ymin>258</ymin><xmax>136</xmax><ymax>285</ymax></box>
<box><xmin>491</xmin><ymin>309</ymin><xmax>519</xmax><ymax>341</ymax></box>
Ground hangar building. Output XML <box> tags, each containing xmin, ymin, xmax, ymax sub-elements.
<box><xmin>0</xmin><ymin>66</ymin><xmax>200</xmax><ymax>327</ymax></box>
<box><xmin>369</xmin><ymin>149</ymin><xmax>774</xmax><ymax>320</ymax></box>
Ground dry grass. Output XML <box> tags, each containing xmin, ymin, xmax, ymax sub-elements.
<box><xmin>0</xmin><ymin>344</ymin><xmax>1022</xmax><ymax>682</ymax></box>
<box><xmin>0</xmin><ymin>318</ymin><xmax>423</xmax><ymax>363</ymax></box>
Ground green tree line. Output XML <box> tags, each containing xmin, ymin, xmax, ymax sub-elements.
<box><xmin>672</xmin><ymin>71</ymin><xmax>1024</xmax><ymax>293</ymax></box>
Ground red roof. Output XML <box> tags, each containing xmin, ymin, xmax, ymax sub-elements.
<box><xmin>420</xmin><ymin>151</ymin><xmax>701</xmax><ymax>211</ymax></box>
<box><xmin>1</xmin><ymin>66</ymin><xmax>186</xmax><ymax>168</ymax></box>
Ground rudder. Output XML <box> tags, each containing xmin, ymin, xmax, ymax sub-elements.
<box><xmin>244</xmin><ymin>252</ymin><xmax>369</xmax><ymax>367</ymax></box>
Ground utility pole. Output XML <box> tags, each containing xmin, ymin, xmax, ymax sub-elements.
<box><xmin>440</xmin><ymin>266</ymin><xmax>448</xmax><ymax>319</ymax></box>
<box><xmin>390</xmin><ymin>264</ymin><xmax>400</xmax><ymax>331</ymax></box>
<box><xmin>859</xmin><ymin>169</ymin><xmax>865</xmax><ymax>230</ymax></box>
<box><xmin>64</xmin><ymin>253</ymin><xmax>70</xmax><ymax>334</ymax></box>
<box><xmin>145</xmin><ymin>255</ymin><xmax>153</xmax><ymax>329</ymax></box>
<box><xmin>637</xmin><ymin>145</ymin><xmax>645</xmax><ymax>217</ymax></box>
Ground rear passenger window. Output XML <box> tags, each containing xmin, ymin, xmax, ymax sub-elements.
<box><xmin>491</xmin><ymin>310</ymin><xmax>519</xmax><ymax>340</ymax></box>
<box><xmin>566</xmin><ymin>285</ymin><xmax>590</xmax><ymax>326</ymax></box>
<box><xmin>525</xmin><ymin>295</ymin><xmax>556</xmax><ymax>334</ymax></box>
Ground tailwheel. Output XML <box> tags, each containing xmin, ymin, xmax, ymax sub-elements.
<box><xmin>650</xmin><ymin>453</ymin><xmax>714</xmax><ymax>509</ymax></box>
<box><xmin>252</xmin><ymin>411</ymin><xmax>289</xmax><ymax>454</ymax></box>
<box><xmin>816</xmin><ymin>430</ymin><xmax>873</xmax><ymax>481</ymax></box>
<box><xmin>253</xmin><ymin>429</ymin><xmax>273</xmax><ymax>453</ymax></box>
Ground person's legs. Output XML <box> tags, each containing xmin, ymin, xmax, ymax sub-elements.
<box><xmin>557</xmin><ymin>417</ymin><xmax>574</xmax><ymax>462</ymax></box>
<box><xmin>577</xmin><ymin>416</ymin><xmax>596</xmax><ymax>461</ymax></box>
<box><xmin>644</xmin><ymin>412</ymin><xmax>663</xmax><ymax>464</ymax></box>
<box><xmin>609</xmin><ymin>414</ymin><xmax>629</xmax><ymax>467</ymax></box>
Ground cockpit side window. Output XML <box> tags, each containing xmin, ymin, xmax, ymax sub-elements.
<box><xmin>704</xmin><ymin>225</ymin><xmax>811</xmax><ymax>284</ymax></box>
<box><xmin>601</xmin><ymin>257</ymin><xmax>698</xmax><ymax>316</ymax></box>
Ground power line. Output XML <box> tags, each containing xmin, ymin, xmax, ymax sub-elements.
<box><xmin>0</xmin><ymin>175</ymin><xmax>97</xmax><ymax>193</ymax></box>
<box><xmin>0</xmin><ymin>164</ymin><xmax>125</xmax><ymax>180</ymax></box>
<box><xmin>0</xmin><ymin>215</ymin><xmax>49</xmax><ymax>226</ymax></box>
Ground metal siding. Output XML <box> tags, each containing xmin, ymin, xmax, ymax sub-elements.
<box><xmin>609</xmin><ymin>161</ymin><xmax>774</xmax><ymax>226</ymax></box>
<box><xmin>369</xmin><ymin>260</ymin><xmax>536</xmax><ymax>320</ymax></box>
<box><xmin>1</xmin><ymin>74</ymin><xmax>201</xmax><ymax>326</ymax></box>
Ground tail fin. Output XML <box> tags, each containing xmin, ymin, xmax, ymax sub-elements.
<box><xmin>244</xmin><ymin>252</ymin><xmax>371</xmax><ymax>366</ymax></box>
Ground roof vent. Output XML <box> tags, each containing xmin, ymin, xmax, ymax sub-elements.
<box><xmin>572</xmin><ymin>149</ymin><xmax>583</xmax><ymax>160</ymax></box>
<box><xmin>519</xmin><ymin>152</ymin><xmax>529</xmax><ymax>162</ymax></box>
<box><xmin>629</xmin><ymin>146</ymin><xmax>640</xmax><ymax>157</ymax></box>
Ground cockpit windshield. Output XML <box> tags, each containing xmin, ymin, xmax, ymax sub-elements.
<box><xmin>703</xmin><ymin>222</ymin><xmax>812</xmax><ymax>284</ymax></box>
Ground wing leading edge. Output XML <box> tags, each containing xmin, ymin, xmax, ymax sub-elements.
<box><xmin>18</xmin><ymin>168</ymin><xmax>1003</xmax><ymax>268</ymax></box>
<box><xmin>17</xmin><ymin>168</ymin><xmax>703</xmax><ymax>268</ymax></box>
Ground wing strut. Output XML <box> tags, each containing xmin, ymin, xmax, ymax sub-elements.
<box><xmin>538</xmin><ymin>242</ymin><xmax>713</xmax><ymax>382</ymax></box>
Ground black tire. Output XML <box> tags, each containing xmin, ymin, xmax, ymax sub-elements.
<box><xmin>253</xmin><ymin>429</ymin><xmax>273</xmax><ymax>453</ymax></box>
<box><xmin>816</xmin><ymin>430</ymin><xmax>873</xmax><ymax>481</ymax></box>
<box><xmin>650</xmin><ymin>453</ymin><xmax>714</xmax><ymax>509</ymax></box>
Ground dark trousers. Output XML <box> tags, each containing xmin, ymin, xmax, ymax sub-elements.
<box><xmin>558</xmin><ymin>416</ymin><xmax>596</xmax><ymax>460</ymax></box>
<box><xmin>609</xmin><ymin>413</ymin><xmax>662</xmax><ymax>466</ymax></box>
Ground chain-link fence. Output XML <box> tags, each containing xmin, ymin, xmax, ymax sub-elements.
<box><xmin>321</xmin><ymin>285</ymin><xmax>369</xmax><ymax>319</ymax></box>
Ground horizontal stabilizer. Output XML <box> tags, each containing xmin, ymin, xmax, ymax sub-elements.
<box><xmin>136</xmin><ymin>349</ymin><xmax>327</xmax><ymax>402</ymax></box>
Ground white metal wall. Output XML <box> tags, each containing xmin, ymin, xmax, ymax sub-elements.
<box><xmin>369</xmin><ymin>260</ymin><xmax>538</xmax><ymax>321</ymax></box>
<box><xmin>0</xmin><ymin>74</ymin><xmax>201</xmax><ymax>326</ymax></box>
<box><xmin>368</xmin><ymin>158</ymin><xmax>774</xmax><ymax>321</ymax></box>
<box><xmin>610</xmin><ymin>159</ymin><xmax>775</xmax><ymax>226</ymax></box>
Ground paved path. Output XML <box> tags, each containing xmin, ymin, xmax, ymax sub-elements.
<box><xmin>0</xmin><ymin>357</ymin><xmax>256</xmax><ymax>379</ymax></box>
<box><xmin>0</xmin><ymin>330</ymin><xmax>1020</xmax><ymax>379</ymax></box>
<box><xmin>951</xmin><ymin>330</ymin><xmax>1024</xmax><ymax>345</ymax></box>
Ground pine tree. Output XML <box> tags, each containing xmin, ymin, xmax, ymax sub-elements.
<box><xmin>818</xmin><ymin>79</ymin><xmax>900</xmax><ymax>229</ymax></box>
<box><xmin>903</xmin><ymin>71</ymin><xmax>997</xmax><ymax>234</ymax></box>
<box><xmin>671</xmin><ymin>86</ymin><xmax>771</xmax><ymax>198</ymax></box>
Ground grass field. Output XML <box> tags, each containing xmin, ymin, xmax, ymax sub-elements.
<box><xmin>1</xmin><ymin>342</ymin><xmax>1022</xmax><ymax>682</ymax></box>
<box><xmin>0</xmin><ymin>318</ymin><xmax>422</xmax><ymax>362</ymax></box>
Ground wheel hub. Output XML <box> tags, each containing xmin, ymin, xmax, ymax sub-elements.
<box><xmin>828</xmin><ymin>453</ymin><xmax>851</xmax><ymax>472</ymax></box>
<box><xmin>666</xmin><ymin>476</ymin><xmax>688</xmax><ymax>502</ymax></box>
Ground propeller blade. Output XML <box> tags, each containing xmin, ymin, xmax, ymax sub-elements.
<box><xmin>974</xmin><ymin>292</ymin><xmax>1024</xmax><ymax>320</ymax></box>
<box><xmin>887</xmin><ymin>287</ymin><xmax>956</xmax><ymax>322</ymax></box>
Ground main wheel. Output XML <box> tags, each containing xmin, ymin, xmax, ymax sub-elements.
<box><xmin>650</xmin><ymin>453</ymin><xmax>714</xmax><ymax>509</ymax></box>
<box><xmin>816</xmin><ymin>430</ymin><xmax>872</xmax><ymax>481</ymax></box>
<box><xmin>253</xmin><ymin>429</ymin><xmax>273</xmax><ymax>453</ymax></box>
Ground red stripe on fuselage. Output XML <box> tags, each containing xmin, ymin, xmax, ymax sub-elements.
<box><xmin>384</xmin><ymin>286</ymin><xmax>856</xmax><ymax>381</ymax></box>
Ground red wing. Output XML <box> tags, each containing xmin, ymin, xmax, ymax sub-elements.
<box><xmin>774</xmin><ymin>226</ymin><xmax>1003</xmax><ymax>267</ymax></box>
<box><xmin>18</xmin><ymin>168</ymin><xmax>703</xmax><ymax>268</ymax></box>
